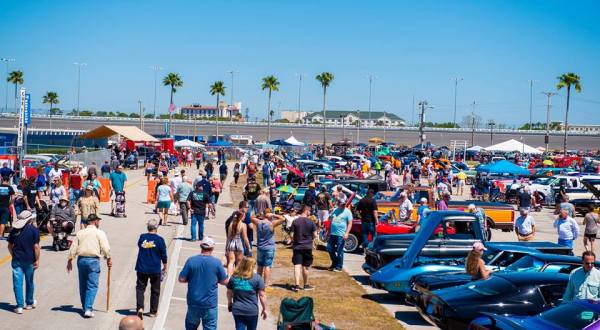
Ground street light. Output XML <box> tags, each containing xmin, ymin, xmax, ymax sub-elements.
<box><xmin>340</xmin><ymin>114</ymin><xmax>346</xmax><ymax>139</ymax></box>
<box><xmin>355</xmin><ymin>109</ymin><xmax>361</xmax><ymax>144</ymax></box>
<box><xmin>528</xmin><ymin>79</ymin><xmax>539</xmax><ymax>129</ymax></box>
<box><xmin>487</xmin><ymin>120</ymin><xmax>495</xmax><ymax>144</ymax></box>
<box><xmin>1</xmin><ymin>58</ymin><xmax>15</xmax><ymax>114</ymax></box>
<box><xmin>216</xmin><ymin>101</ymin><xmax>227</xmax><ymax>142</ymax></box>
<box><xmin>382</xmin><ymin>111</ymin><xmax>387</xmax><ymax>142</ymax></box>
<box><xmin>295</xmin><ymin>73</ymin><xmax>305</xmax><ymax>123</ymax></box>
<box><xmin>418</xmin><ymin>101</ymin><xmax>434</xmax><ymax>149</ymax></box>
<box><xmin>452</xmin><ymin>78</ymin><xmax>463</xmax><ymax>128</ymax></box>
<box><xmin>226</xmin><ymin>70</ymin><xmax>238</xmax><ymax>121</ymax></box>
<box><xmin>150</xmin><ymin>65</ymin><xmax>163</xmax><ymax>118</ymax></box>
<box><xmin>73</xmin><ymin>62</ymin><xmax>87</xmax><ymax>116</ymax></box>
<box><xmin>541</xmin><ymin>91</ymin><xmax>557</xmax><ymax>152</ymax></box>
<box><xmin>367</xmin><ymin>74</ymin><xmax>376</xmax><ymax>126</ymax></box>
<box><xmin>138</xmin><ymin>100</ymin><xmax>144</xmax><ymax>130</ymax></box>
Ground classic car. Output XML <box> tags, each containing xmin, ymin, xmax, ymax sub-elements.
<box><xmin>370</xmin><ymin>241</ymin><xmax>568</xmax><ymax>298</ymax></box>
<box><xmin>447</xmin><ymin>200</ymin><xmax>515</xmax><ymax>238</ymax></box>
<box><xmin>468</xmin><ymin>299</ymin><xmax>600</xmax><ymax>330</ymax></box>
<box><xmin>411</xmin><ymin>251</ymin><xmax>583</xmax><ymax>311</ymax></box>
<box><xmin>362</xmin><ymin>211</ymin><xmax>485</xmax><ymax>274</ymax></box>
<box><xmin>333</xmin><ymin>178</ymin><xmax>388</xmax><ymax>196</ymax></box>
<box><xmin>419</xmin><ymin>272</ymin><xmax>569</xmax><ymax>330</ymax></box>
<box><xmin>375</xmin><ymin>187</ymin><xmax>435</xmax><ymax>221</ymax></box>
<box><xmin>572</xmin><ymin>180</ymin><xmax>600</xmax><ymax>215</ymax></box>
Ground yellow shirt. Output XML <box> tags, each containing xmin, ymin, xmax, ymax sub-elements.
<box><xmin>68</xmin><ymin>224</ymin><xmax>111</xmax><ymax>259</ymax></box>
<box><xmin>457</xmin><ymin>172</ymin><xmax>467</xmax><ymax>180</ymax></box>
<box><xmin>77</xmin><ymin>196</ymin><xmax>100</xmax><ymax>222</ymax></box>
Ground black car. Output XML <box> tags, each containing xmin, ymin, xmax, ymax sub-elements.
<box><xmin>419</xmin><ymin>272</ymin><xmax>568</xmax><ymax>330</ymax></box>
<box><xmin>412</xmin><ymin>252</ymin><xmax>589</xmax><ymax>311</ymax></box>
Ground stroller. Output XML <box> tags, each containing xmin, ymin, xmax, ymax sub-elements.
<box><xmin>35</xmin><ymin>200</ymin><xmax>51</xmax><ymax>233</ymax></box>
<box><xmin>113</xmin><ymin>191</ymin><xmax>127</xmax><ymax>217</ymax></box>
<box><xmin>278</xmin><ymin>297</ymin><xmax>315</xmax><ymax>330</ymax></box>
<box><xmin>49</xmin><ymin>205</ymin><xmax>75</xmax><ymax>251</ymax></box>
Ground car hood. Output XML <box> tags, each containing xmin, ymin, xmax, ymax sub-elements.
<box><xmin>369</xmin><ymin>233</ymin><xmax>418</xmax><ymax>253</ymax></box>
<box><xmin>371</xmin><ymin>257</ymin><xmax>463</xmax><ymax>284</ymax></box>
<box><xmin>415</xmin><ymin>272</ymin><xmax>472</xmax><ymax>291</ymax></box>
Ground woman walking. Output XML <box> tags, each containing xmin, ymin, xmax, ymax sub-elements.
<box><xmin>49</xmin><ymin>178</ymin><xmax>66</xmax><ymax>206</ymax></box>
<box><xmin>156</xmin><ymin>177</ymin><xmax>173</xmax><ymax>226</ymax></box>
<box><xmin>211</xmin><ymin>176</ymin><xmax>222</xmax><ymax>204</ymax></box>
<box><xmin>233</xmin><ymin>163</ymin><xmax>241</xmax><ymax>185</ymax></box>
<box><xmin>227</xmin><ymin>257</ymin><xmax>268</xmax><ymax>330</ymax></box>
<box><xmin>226</xmin><ymin>211</ymin><xmax>251</xmax><ymax>276</ymax></box>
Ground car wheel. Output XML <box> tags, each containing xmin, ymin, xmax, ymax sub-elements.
<box><xmin>486</xmin><ymin>227</ymin><xmax>492</xmax><ymax>241</ymax></box>
<box><xmin>344</xmin><ymin>233</ymin><xmax>359</xmax><ymax>253</ymax></box>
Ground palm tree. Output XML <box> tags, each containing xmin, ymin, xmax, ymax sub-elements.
<box><xmin>7</xmin><ymin>70</ymin><xmax>24</xmax><ymax>113</ymax></box>
<box><xmin>42</xmin><ymin>91</ymin><xmax>60</xmax><ymax>115</ymax></box>
<box><xmin>556</xmin><ymin>73</ymin><xmax>582</xmax><ymax>155</ymax></box>
<box><xmin>315</xmin><ymin>72</ymin><xmax>334</xmax><ymax>150</ymax></box>
<box><xmin>162</xmin><ymin>73</ymin><xmax>183</xmax><ymax>136</ymax></box>
<box><xmin>261</xmin><ymin>75</ymin><xmax>280</xmax><ymax>141</ymax></box>
<box><xmin>209</xmin><ymin>81</ymin><xmax>226</xmax><ymax>142</ymax></box>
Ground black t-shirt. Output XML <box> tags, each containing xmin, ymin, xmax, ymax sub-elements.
<box><xmin>356</xmin><ymin>196</ymin><xmax>378</xmax><ymax>223</ymax></box>
<box><xmin>517</xmin><ymin>191</ymin><xmax>532</xmax><ymax>208</ymax></box>
<box><xmin>8</xmin><ymin>224</ymin><xmax>40</xmax><ymax>264</ymax></box>
<box><xmin>316</xmin><ymin>192</ymin><xmax>331</xmax><ymax>210</ymax></box>
<box><xmin>23</xmin><ymin>185</ymin><xmax>38</xmax><ymax>208</ymax></box>
<box><xmin>245</xmin><ymin>182</ymin><xmax>261</xmax><ymax>201</ymax></box>
<box><xmin>291</xmin><ymin>216</ymin><xmax>317</xmax><ymax>250</ymax></box>
<box><xmin>303</xmin><ymin>189</ymin><xmax>316</xmax><ymax>206</ymax></box>
<box><xmin>188</xmin><ymin>191</ymin><xmax>211</xmax><ymax>215</ymax></box>
<box><xmin>0</xmin><ymin>184</ymin><xmax>15</xmax><ymax>208</ymax></box>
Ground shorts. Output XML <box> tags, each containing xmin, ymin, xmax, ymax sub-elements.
<box><xmin>292</xmin><ymin>249</ymin><xmax>313</xmax><ymax>267</ymax></box>
<box><xmin>585</xmin><ymin>233</ymin><xmax>597</xmax><ymax>240</ymax></box>
<box><xmin>257</xmin><ymin>249</ymin><xmax>275</xmax><ymax>267</ymax></box>
<box><xmin>457</xmin><ymin>179</ymin><xmax>465</xmax><ymax>187</ymax></box>
<box><xmin>157</xmin><ymin>201</ymin><xmax>171</xmax><ymax>209</ymax></box>
<box><xmin>0</xmin><ymin>207</ymin><xmax>10</xmax><ymax>225</ymax></box>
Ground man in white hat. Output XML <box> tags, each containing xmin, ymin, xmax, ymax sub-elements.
<box><xmin>7</xmin><ymin>210</ymin><xmax>40</xmax><ymax>314</ymax></box>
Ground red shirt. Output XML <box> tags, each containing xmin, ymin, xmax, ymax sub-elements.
<box><xmin>70</xmin><ymin>174</ymin><xmax>82</xmax><ymax>189</ymax></box>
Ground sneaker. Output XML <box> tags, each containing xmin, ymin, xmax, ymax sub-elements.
<box><xmin>25</xmin><ymin>300</ymin><xmax>37</xmax><ymax>310</ymax></box>
<box><xmin>333</xmin><ymin>268</ymin><xmax>342</xmax><ymax>272</ymax></box>
<box><xmin>303</xmin><ymin>284</ymin><xmax>315</xmax><ymax>291</ymax></box>
<box><xmin>84</xmin><ymin>310</ymin><xmax>95</xmax><ymax>318</ymax></box>
<box><xmin>14</xmin><ymin>307</ymin><xmax>23</xmax><ymax>314</ymax></box>
<box><xmin>136</xmin><ymin>308</ymin><xmax>144</xmax><ymax>320</ymax></box>
<box><xmin>291</xmin><ymin>285</ymin><xmax>300</xmax><ymax>292</ymax></box>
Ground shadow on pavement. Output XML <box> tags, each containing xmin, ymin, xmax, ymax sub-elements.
<box><xmin>361</xmin><ymin>293</ymin><xmax>405</xmax><ymax>306</ymax></box>
<box><xmin>0</xmin><ymin>302</ymin><xmax>15</xmax><ymax>312</ymax></box>
<box><xmin>50</xmin><ymin>304</ymin><xmax>83</xmax><ymax>317</ymax></box>
<box><xmin>394</xmin><ymin>311</ymin><xmax>431</xmax><ymax>326</ymax></box>
<box><xmin>351</xmin><ymin>275</ymin><xmax>370</xmax><ymax>285</ymax></box>
<box><xmin>115</xmin><ymin>308</ymin><xmax>136</xmax><ymax>316</ymax></box>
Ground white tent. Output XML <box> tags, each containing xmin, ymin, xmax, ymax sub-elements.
<box><xmin>466</xmin><ymin>145</ymin><xmax>484</xmax><ymax>152</ymax></box>
<box><xmin>284</xmin><ymin>136</ymin><xmax>305</xmax><ymax>146</ymax></box>
<box><xmin>484</xmin><ymin>139</ymin><xmax>542</xmax><ymax>154</ymax></box>
<box><xmin>174</xmin><ymin>139</ymin><xmax>203</xmax><ymax>148</ymax></box>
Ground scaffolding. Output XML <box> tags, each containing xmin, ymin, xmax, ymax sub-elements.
<box><xmin>450</xmin><ymin>140</ymin><xmax>468</xmax><ymax>161</ymax></box>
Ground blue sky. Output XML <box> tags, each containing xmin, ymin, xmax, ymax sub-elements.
<box><xmin>1</xmin><ymin>0</ymin><xmax>599</xmax><ymax>126</ymax></box>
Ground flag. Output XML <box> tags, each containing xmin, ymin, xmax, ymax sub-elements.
<box><xmin>168</xmin><ymin>103</ymin><xmax>175</xmax><ymax>113</ymax></box>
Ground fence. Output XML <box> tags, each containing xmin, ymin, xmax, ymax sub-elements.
<box><xmin>68</xmin><ymin>149</ymin><xmax>112</xmax><ymax>168</ymax></box>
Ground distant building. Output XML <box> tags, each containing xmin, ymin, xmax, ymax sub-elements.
<box><xmin>567</xmin><ymin>124</ymin><xmax>600</xmax><ymax>133</ymax></box>
<box><xmin>281</xmin><ymin>110</ymin><xmax>309</xmax><ymax>123</ymax></box>
<box><xmin>180</xmin><ymin>102</ymin><xmax>242</xmax><ymax>119</ymax></box>
<box><xmin>303</xmin><ymin>110</ymin><xmax>405</xmax><ymax>127</ymax></box>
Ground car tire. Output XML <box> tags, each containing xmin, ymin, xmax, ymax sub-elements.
<box><xmin>344</xmin><ymin>233</ymin><xmax>359</xmax><ymax>253</ymax></box>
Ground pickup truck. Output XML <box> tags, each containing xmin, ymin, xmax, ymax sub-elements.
<box><xmin>528</xmin><ymin>175</ymin><xmax>600</xmax><ymax>204</ymax></box>
<box><xmin>362</xmin><ymin>211</ymin><xmax>486</xmax><ymax>274</ymax></box>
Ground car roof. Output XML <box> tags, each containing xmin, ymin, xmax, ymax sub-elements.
<box><xmin>527</xmin><ymin>253</ymin><xmax>600</xmax><ymax>266</ymax></box>
<box><xmin>485</xmin><ymin>242</ymin><xmax>547</xmax><ymax>254</ymax></box>
<box><xmin>495</xmin><ymin>271</ymin><xmax>569</xmax><ymax>286</ymax></box>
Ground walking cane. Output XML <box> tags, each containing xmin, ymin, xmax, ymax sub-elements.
<box><xmin>106</xmin><ymin>266</ymin><xmax>112</xmax><ymax>312</ymax></box>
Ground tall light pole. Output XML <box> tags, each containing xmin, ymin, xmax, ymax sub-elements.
<box><xmin>1</xmin><ymin>58</ymin><xmax>15</xmax><ymax>114</ymax></box>
<box><xmin>470</xmin><ymin>101</ymin><xmax>477</xmax><ymax>147</ymax></box>
<box><xmin>151</xmin><ymin>65</ymin><xmax>163</xmax><ymax>118</ymax></box>
<box><xmin>340</xmin><ymin>114</ymin><xmax>346</xmax><ymax>139</ymax></box>
<box><xmin>542</xmin><ymin>91</ymin><xmax>557</xmax><ymax>151</ymax></box>
<box><xmin>227</xmin><ymin>70</ymin><xmax>238</xmax><ymax>121</ymax></box>
<box><xmin>138</xmin><ymin>100</ymin><xmax>144</xmax><ymax>130</ymax></box>
<box><xmin>418</xmin><ymin>101</ymin><xmax>434</xmax><ymax>149</ymax></box>
<box><xmin>528</xmin><ymin>79</ymin><xmax>538</xmax><ymax>129</ymax></box>
<box><xmin>355</xmin><ymin>109</ymin><xmax>361</xmax><ymax>144</ymax></box>
<box><xmin>73</xmin><ymin>62</ymin><xmax>86</xmax><ymax>116</ymax></box>
<box><xmin>488</xmin><ymin>120</ymin><xmax>495</xmax><ymax>144</ymax></box>
<box><xmin>295</xmin><ymin>73</ymin><xmax>305</xmax><ymax>123</ymax></box>
<box><xmin>367</xmin><ymin>75</ymin><xmax>376</xmax><ymax>126</ymax></box>
<box><xmin>452</xmin><ymin>78</ymin><xmax>463</xmax><ymax>128</ymax></box>
<box><xmin>383</xmin><ymin>111</ymin><xmax>387</xmax><ymax>142</ymax></box>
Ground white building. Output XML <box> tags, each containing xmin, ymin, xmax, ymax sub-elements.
<box><xmin>180</xmin><ymin>102</ymin><xmax>242</xmax><ymax>119</ymax></box>
<box><xmin>303</xmin><ymin>110</ymin><xmax>405</xmax><ymax>127</ymax></box>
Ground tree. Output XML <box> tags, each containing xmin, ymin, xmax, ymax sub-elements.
<box><xmin>42</xmin><ymin>91</ymin><xmax>60</xmax><ymax>116</ymax></box>
<box><xmin>144</xmin><ymin>113</ymin><xmax>155</xmax><ymax>119</ymax></box>
<box><xmin>210</xmin><ymin>81</ymin><xmax>226</xmax><ymax>141</ymax></box>
<box><xmin>315</xmin><ymin>72</ymin><xmax>334</xmax><ymax>149</ymax></box>
<box><xmin>163</xmin><ymin>72</ymin><xmax>183</xmax><ymax>136</ymax></box>
<box><xmin>556</xmin><ymin>73</ymin><xmax>582</xmax><ymax>154</ymax></box>
<box><xmin>79</xmin><ymin>111</ymin><xmax>93</xmax><ymax>116</ymax></box>
<box><xmin>261</xmin><ymin>75</ymin><xmax>280</xmax><ymax>141</ymax></box>
<box><xmin>129</xmin><ymin>112</ymin><xmax>140</xmax><ymax>118</ymax></box>
<box><xmin>6</xmin><ymin>70</ymin><xmax>24</xmax><ymax>113</ymax></box>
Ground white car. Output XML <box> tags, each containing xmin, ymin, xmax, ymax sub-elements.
<box><xmin>528</xmin><ymin>175</ymin><xmax>600</xmax><ymax>203</ymax></box>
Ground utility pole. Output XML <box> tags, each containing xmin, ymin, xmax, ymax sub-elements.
<box><xmin>541</xmin><ymin>91</ymin><xmax>557</xmax><ymax>151</ymax></box>
<box><xmin>295</xmin><ymin>74</ymin><xmax>304</xmax><ymax>123</ymax></box>
<box><xmin>418</xmin><ymin>101</ymin><xmax>434</xmax><ymax>149</ymax></box>
<box><xmin>356</xmin><ymin>109</ymin><xmax>360</xmax><ymax>144</ymax></box>
<box><xmin>488</xmin><ymin>119</ymin><xmax>495</xmax><ymax>144</ymax></box>
<box><xmin>1</xmin><ymin>58</ymin><xmax>15</xmax><ymax>113</ymax></box>
<box><xmin>151</xmin><ymin>65</ymin><xmax>163</xmax><ymax>118</ymax></box>
<box><xmin>227</xmin><ymin>70</ymin><xmax>238</xmax><ymax>121</ymax></box>
<box><xmin>138</xmin><ymin>100</ymin><xmax>144</xmax><ymax>130</ymax></box>
<box><xmin>340</xmin><ymin>115</ymin><xmax>346</xmax><ymax>139</ymax></box>
<box><xmin>74</xmin><ymin>62</ymin><xmax>86</xmax><ymax>116</ymax></box>
<box><xmin>452</xmin><ymin>78</ymin><xmax>463</xmax><ymax>128</ymax></box>
<box><xmin>368</xmin><ymin>75</ymin><xmax>375</xmax><ymax>126</ymax></box>
<box><xmin>528</xmin><ymin>80</ymin><xmax>538</xmax><ymax>129</ymax></box>
<box><xmin>470</xmin><ymin>101</ymin><xmax>476</xmax><ymax>147</ymax></box>
<box><xmin>411</xmin><ymin>95</ymin><xmax>415</xmax><ymax>126</ymax></box>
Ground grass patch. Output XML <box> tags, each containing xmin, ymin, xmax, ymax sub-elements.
<box><xmin>230</xmin><ymin>172</ymin><xmax>404</xmax><ymax>330</ymax></box>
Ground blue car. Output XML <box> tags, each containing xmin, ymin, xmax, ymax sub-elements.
<box><xmin>369</xmin><ymin>241</ymin><xmax>565</xmax><ymax>297</ymax></box>
<box><xmin>469</xmin><ymin>299</ymin><xmax>600</xmax><ymax>330</ymax></box>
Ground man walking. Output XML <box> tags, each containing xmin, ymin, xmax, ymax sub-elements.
<box><xmin>514</xmin><ymin>208</ymin><xmax>535</xmax><ymax>241</ymax></box>
<box><xmin>8</xmin><ymin>211</ymin><xmax>40</xmax><ymax>314</ymax></box>
<box><xmin>0</xmin><ymin>175</ymin><xmax>15</xmax><ymax>239</ymax></box>
<box><xmin>67</xmin><ymin>214</ymin><xmax>112</xmax><ymax>317</ymax></box>
<box><xmin>177</xmin><ymin>177</ymin><xmax>194</xmax><ymax>226</ymax></box>
<box><xmin>135</xmin><ymin>219</ymin><xmax>167</xmax><ymax>318</ymax></box>
<box><xmin>553</xmin><ymin>208</ymin><xmax>580</xmax><ymax>253</ymax></box>
<box><xmin>327</xmin><ymin>200</ymin><xmax>353</xmax><ymax>272</ymax></box>
<box><xmin>219</xmin><ymin>162</ymin><xmax>228</xmax><ymax>183</ymax></box>
<box><xmin>187</xmin><ymin>183</ymin><xmax>213</xmax><ymax>241</ymax></box>
<box><xmin>109</xmin><ymin>165</ymin><xmax>127</xmax><ymax>216</ymax></box>
<box><xmin>290</xmin><ymin>205</ymin><xmax>318</xmax><ymax>292</ymax></box>
<box><xmin>179</xmin><ymin>237</ymin><xmax>228</xmax><ymax>330</ymax></box>
<box><xmin>356</xmin><ymin>189</ymin><xmax>378</xmax><ymax>248</ymax></box>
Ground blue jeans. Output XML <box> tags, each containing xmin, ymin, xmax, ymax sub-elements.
<box><xmin>361</xmin><ymin>222</ymin><xmax>376</xmax><ymax>248</ymax></box>
<box><xmin>185</xmin><ymin>306</ymin><xmax>218</xmax><ymax>330</ymax></box>
<box><xmin>69</xmin><ymin>188</ymin><xmax>81</xmax><ymax>206</ymax></box>
<box><xmin>77</xmin><ymin>257</ymin><xmax>100</xmax><ymax>312</ymax></box>
<box><xmin>12</xmin><ymin>260</ymin><xmax>35</xmax><ymax>308</ymax></box>
<box><xmin>234</xmin><ymin>314</ymin><xmax>258</xmax><ymax>330</ymax></box>
<box><xmin>191</xmin><ymin>214</ymin><xmax>206</xmax><ymax>241</ymax></box>
<box><xmin>263</xmin><ymin>174</ymin><xmax>270</xmax><ymax>187</ymax></box>
<box><xmin>327</xmin><ymin>235</ymin><xmax>345</xmax><ymax>270</ymax></box>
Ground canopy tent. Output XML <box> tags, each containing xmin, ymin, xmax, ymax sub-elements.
<box><xmin>484</xmin><ymin>139</ymin><xmax>542</xmax><ymax>154</ymax></box>
<box><xmin>174</xmin><ymin>139</ymin><xmax>203</xmax><ymax>148</ymax></box>
<box><xmin>466</xmin><ymin>145</ymin><xmax>484</xmax><ymax>152</ymax></box>
<box><xmin>268</xmin><ymin>139</ymin><xmax>293</xmax><ymax>146</ymax></box>
<box><xmin>284</xmin><ymin>136</ymin><xmax>305</xmax><ymax>146</ymax></box>
<box><xmin>477</xmin><ymin>160</ymin><xmax>530</xmax><ymax>176</ymax></box>
<box><xmin>78</xmin><ymin>125</ymin><xmax>158</xmax><ymax>142</ymax></box>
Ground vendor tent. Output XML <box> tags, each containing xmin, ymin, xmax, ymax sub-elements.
<box><xmin>477</xmin><ymin>160</ymin><xmax>530</xmax><ymax>176</ymax></box>
<box><xmin>174</xmin><ymin>139</ymin><xmax>203</xmax><ymax>148</ymax></box>
<box><xmin>284</xmin><ymin>136</ymin><xmax>305</xmax><ymax>146</ymax></box>
<box><xmin>79</xmin><ymin>125</ymin><xmax>158</xmax><ymax>142</ymax></box>
<box><xmin>268</xmin><ymin>139</ymin><xmax>292</xmax><ymax>146</ymax></box>
<box><xmin>484</xmin><ymin>139</ymin><xmax>542</xmax><ymax>154</ymax></box>
<box><xmin>466</xmin><ymin>145</ymin><xmax>484</xmax><ymax>152</ymax></box>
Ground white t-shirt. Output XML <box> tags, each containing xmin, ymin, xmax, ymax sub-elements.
<box><xmin>49</xmin><ymin>168</ymin><xmax>62</xmax><ymax>180</ymax></box>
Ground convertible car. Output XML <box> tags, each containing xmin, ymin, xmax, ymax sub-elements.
<box><xmin>363</xmin><ymin>211</ymin><xmax>486</xmax><ymax>274</ymax></box>
<box><xmin>419</xmin><ymin>272</ymin><xmax>569</xmax><ymax>330</ymax></box>
<box><xmin>469</xmin><ymin>299</ymin><xmax>600</xmax><ymax>330</ymax></box>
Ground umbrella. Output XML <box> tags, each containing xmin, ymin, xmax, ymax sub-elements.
<box><xmin>277</xmin><ymin>185</ymin><xmax>296</xmax><ymax>193</ymax></box>
<box><xmin>286</xmin><ymin>165</ymin><xmax>305</xmax><ymax>178</ymax></box>
<box><xmin>543</xmin><ymin>159</ymin><xmax>554</xmax><ymax>166</ymax></box>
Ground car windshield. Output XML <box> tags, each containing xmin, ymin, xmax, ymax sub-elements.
<box><xmin>505</xmin><ymin>255</ymin><xmax>545</xmax><ymax>272</ymax></box>
<box><xmin>532</xmin><ymin>177</ymin><xmax>552</xmax><ymax>185</ymax></box>
<box><xmin>466</xmin><ymin>277</ymin><xmax>516</xmax><ymax>296</ymax></box>
<box><xmin>540</xmin><ymin>303</ymin><xmax>600</xmax><ymax>329</ymax></box>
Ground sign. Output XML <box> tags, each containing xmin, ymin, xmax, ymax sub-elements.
<box><xmin>16</xmin><ymin>88</ymin><xmax>26</xmax><ymax>147</ymax></box>
<box><xmin>24</xmin><ymin>93</ymin><xmax>31</xmax><ymax>126</ymax></box>
<box><xmin>168</xmin><ymin>103</ymin><xmax>175</xmax><ymax>113</ymax></box>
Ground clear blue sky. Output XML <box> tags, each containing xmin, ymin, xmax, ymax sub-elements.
<box><xmin>1</xmin><ymin>0</ymin><xmax>599</xmax><ymax>126</ymax></box>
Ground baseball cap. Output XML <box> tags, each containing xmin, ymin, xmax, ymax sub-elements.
<box><xmin>420</xmin><ymin>197</ymin><xmax>428</xmax><ymax>204</ymax></box>
<box><xmin>200</xmin><ymin>236</ymin><xmax>215</xmax><ymax>249</ymax></box>
<box><xmin>87</xmin><ymin>214</ymin><xmax>102</xmax><ymax>222</ymax></box>
<box><xmin>86</xmin><ymin>185</ymin><xmax>94</xmax><ymax>191</ymax></box>
<box><xmin>13</xmin><ymin>210</ymin><xmax>35</xmax><ymax>229</ymax></box>
<box><xmin>472</xmin><ymin>241</ymin><xmax>487</xmax><ymax>251</ymax></box>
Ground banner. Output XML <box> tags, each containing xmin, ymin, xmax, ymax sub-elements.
<box><xmin>24</xmin><ymin>93</ymin><xmax>31</xmax><ymax>126</ymax></box>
